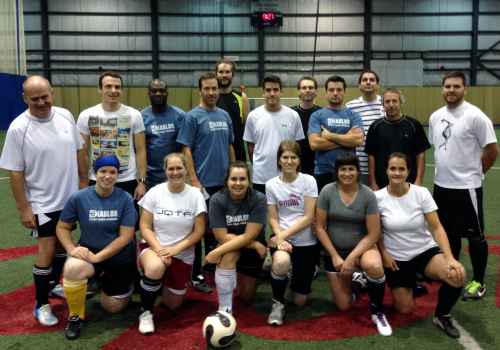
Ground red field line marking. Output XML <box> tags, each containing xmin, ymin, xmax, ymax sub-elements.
<box><xmin>0</xmin><ymin>245</ymin><xmax>38</xmax><ymax>262</ymax></box>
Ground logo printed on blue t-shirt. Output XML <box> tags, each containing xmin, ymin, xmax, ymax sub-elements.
<box><xmin>89</xmin><ymin>210</ymin><xmax>118</xmax><ymax>221</ymax></box>
<box><xmin>327</xmin><ymin>118</ymin><xmax>350</xmax><ymax>126</ymax></box>
<box><xmin>226</xmin><ymin>214</ymin><xmax>249</xmax><ymax>225</ymax></box>
<box><xmin>209</xmin><ymin>121</ymin><xmax>229</xmax><ymax>131</ymax></box>
<box><xmin>151</xmin><ymin>123</ymin><xmax>175</xmax><ymax>134</ymax></box>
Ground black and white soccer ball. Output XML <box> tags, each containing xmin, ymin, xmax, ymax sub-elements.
<box><xmin>202</xmin><ymin>311</ymin><xmax>237</xmax><ymax>348</ymax></box>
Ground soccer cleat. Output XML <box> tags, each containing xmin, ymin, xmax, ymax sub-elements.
<box><xmin>433</xmin><ymin>315</ymin><xmax>460</xmax><ymax>338</ymax></box>
<box><xmin>190</xmin><ymin>274</ymin><xmax>213</xmax><ymax>293</ymax></box>
<box><xmin>139</xmin><ymin>311</ymin><xmax>155</xmax><ymax>335</ymax></box>
<box><xmin>267</xmin><ymin>301</ymin><xmax>285</xmax><ymax>326</ymax></box>
<box><xmin>352</xmin><ymin>272</ymin><xmax>367</xmax><ymax>289</ymax></box>
<box><xmin>86</xmin><ymin>276</ymin><xmax>102</xmax><ymax>299</ymax></box>
<box><xmin>461</xmin><ymin>280</ymin><xmax>486</xmax><ymax>301</ymax></box>
<box><xmin>372</xmin><ymin>312</ymin><xmax>392</xmax><ymax>336</ymax></box>
<box><xmin>48</xmin><ymin>284</ymin><xmax>66</xmax><ymax>298</ymax></box>
<box><xmin>33</xmin><ymin>303</ymin><xmax>59</xmax><ymax>326</ymax></box>
<box><xmin>65</xmin><ymin>315</ymin><xmax>84</xmax><ymax>340</ymax></box>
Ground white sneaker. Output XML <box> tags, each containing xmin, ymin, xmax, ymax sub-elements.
<box><xmin>352</xmin><ymin>272</ymin><xmax>367</xmax><ymax>289</ymax></box>
<box><xmin>33</xmin><ymin>304</ymin><xmax>59</xmax><ymax>326</ymax></box>
<box><xmin>372</xmin><ymin>312</ymin><xmax>392</xmax><ymax>336</ymax></box>
<box><xmin>267</xmin><ymin>301</ymin><xmax>285</xmax><ymax>326</ymax></box>
<box><xmin>48</xmin><ymin>284</ymin><xmax>66</xmax><ymax>298</ymax></box>
<box><xmin>139</xmin><ymin>311</ymin><xmax>154</xmax><ymax>335</ymax></box>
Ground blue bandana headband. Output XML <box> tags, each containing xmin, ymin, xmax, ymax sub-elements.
<box><xmin>94</xmin><ymin>155</ymin><xmax>120</xmax><ymax>172</ymax></box>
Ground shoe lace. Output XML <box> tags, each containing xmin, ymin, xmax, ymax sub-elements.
<box><xmin>270</xmin><ymin>302</ymin><xmax>284</xmax><ymax>317</ymax></box>
<box><xmin>466</xmin><ymin>281</ymin><xmax>481</xmax><ymax>292</ymax></box>
<box><xmin>375</xmin><ymin>313</ymin><xmax>387</xmax><ymax>327</ymax></box>
<box><xmin>140</xmin><ymin>312</ymin><xmax>153</xmax><ymax>326</ymax></box>
<box><xmin>439</xmin><ymin>316</ymin><xmax>454</xmax><ymax>327</ymax></box>
<box><xmin>39</xmin><ymin>305</ymin><xmax>53</xmax><ymax>319</ymax></box>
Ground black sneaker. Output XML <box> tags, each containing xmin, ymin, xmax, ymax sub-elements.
<box><xmin>413</xmin><ymin>282</ymin><xmax>428</xmax><ymax>297</ymax></box>
<box><xmin>190</xmin><ymin>274</ymin><xmax>212</xmax><ymax>293</ymax></box>
<box><xmin>86</xmin><ymin>276</ymin><xmax>101</xmax><ymax>299</ymax></box>
<box><xmin>433</xmin><ymin>315</ymin><xmax>460</xmax><ymax>339</ymax></box>
<box><xmin>65</xmin><ymin>316</ymin><xmax>84</xmax><ymax>340</ymax></box>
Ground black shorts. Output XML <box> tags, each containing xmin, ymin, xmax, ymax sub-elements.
<box><xmin>252</xmin><ymin>183</ymin><xmax>266</xmax><ymax>195</ymax></box>
<box><xmin>271</xmin><ymin>243</ymin><xmax>320</xmax><ymax>295</ymax></box>
<box><xmin>313</xmin><ymin>172</ymin><xmax>334</xmax><ymax>194</ymax></box>
<box><xmin>236</xmin><ymin>230</ymin><xmax>266</xmax><ymax>278</ymax></box>
<box><xmin>385</xmin><ymin>246</ymin><xmax>441</xmax><ymax>289</ymax></box>
<box><xmin>93</xmin><ymin>261</ymin><xmax>136</xmax><ymax>297</ymax></box>
<box><xmin>31</xmin><ymin>210</ymin><xmax>62</xmax><ymax>238</ymax></box>
<box><xmin>433</xmin><ymin>184</ymin><xmax>484</xmax><ymax>239</ymax></box>
<box><xmin>323</xmin><ymin>252</ymin><xmax>349</xmax><ymax>274</ymax></box>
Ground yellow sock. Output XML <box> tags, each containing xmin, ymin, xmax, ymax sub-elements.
<box><xmin>63</xmin><ymin>278</ymin><xmax>88</xmax><ymax>319</ymax></box>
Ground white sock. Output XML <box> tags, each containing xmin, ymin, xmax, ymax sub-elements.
<box><xmin>215</xmin><ymin>267</ymin><xmax>237</xmax><ymax>313</ymax></box>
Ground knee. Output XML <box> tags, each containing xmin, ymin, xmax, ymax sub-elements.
<box><xmin>336</xmin><ymin>302</ymin><xmax>353</xmax><ymax>312</ymax></box>
<box><xmin>362</xmin><ymin>261</ymin><xmax>384</xmax><ymax>279</ymax></box>
<box><xmin>101</xmin><ymin>294</ymin><xmax>130</xmax><ymax>313</ymax></box>
<box><xmin>63</xmin><ymin>259</ymin><xmax>91</xmax><ymax>280</ymax></box>
<box><xmin>272</xmin><ymin>260</ymin><xmax>290</xmax><ymax>276</ymax></box>
<box><xmin>144</xmin><ymin>261</ymin><xmax>166</xmax><ymax>280</ymax></box>
<box><xmin>446</xmin><ymin>270</ymin><xmax>465</xmax><ymax>288</ymax></box>
<box><xmin>394</xmin><ymin>301</ymin><xmax>413</xmax><ymax>315</ymax></box>
<box><xmin>218</xmin><ymin>252</ymin><xmax>239</xmax><ymax>269</ymax></box>
<box><xmin>292</xmin><ymin>293</ymin><xmax>308</xmax><ymax>307</ymax></box>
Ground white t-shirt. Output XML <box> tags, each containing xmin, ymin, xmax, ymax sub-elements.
<box><xmin>429</xmin><ymin>101</ymin><xmax>497</xmax><ymax>189</ymax></box>
<box><xmin>0</xmin><ymin>107</ymin><xmax>83</xmax><ymax>214</ymax></box>
<box><xmin>243</xmin><ymin>105</ymin><xmax>304</xmax><ymax>184</ymax></box>
<box><xmin>138</xmin><ymin>183</ymin><xmax>206</xmax><ymax>264</ymax></box>
<box><xmin>77</xmin><ymin>104</ymin><xmax>145</xmax><ymax>182</ymax></box>
<box><xmin>266</xmin><ymin>173</ymin><xmax>318</xmax><ymax>247</ymax></box>
<box><xmin>345</xmin><ymin>96</ymin><xmax>385</xmax><ymax>175</ymax></box>
<box><xmin>375</xmin><ymin>184</ymin><xmax>438</xmax><ymax>261</ymax></box>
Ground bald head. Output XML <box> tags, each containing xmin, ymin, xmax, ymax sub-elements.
<box><xmin>148</xmin><ymin>79</ymin><xmax>167</xmax><ymax>91</ymax></box>
<box><xmin>22</xmin><ymin>76</ymin><xmax>54</xmax><ymax>119</ymax></box>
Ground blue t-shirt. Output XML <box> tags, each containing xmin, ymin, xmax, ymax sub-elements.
<box><xmin>59</xmin><ymin>186</ymin><xmax>137</xmax><ymax>265</ymax></box>
<box><xmin>307</xmin><ymin>107</ymin><xmax>364</xmax><ymax>174</ymax></box>
<box><xmin>141</xmin><ymin>105</ymin><xmax>186</xmax><ymax>186</ymax></box>
<box><xmin>177</xmin><ymin>106</ymin><xmax>235</xmax><ymax>187</ymax></box>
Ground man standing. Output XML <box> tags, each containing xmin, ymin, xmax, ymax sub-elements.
<box><xmin>365</xmin><ymin>88</ymin><xmax>430</xmax><ymax>190</ymax></box>
<box><xmin>215</xmin><ymin>59</ymin><xmax>250</xmax><ymax>162</ymax></box>
<box><xmin>308</xmin><ymin>76</ymin><xmax>364</xmax><ymax>192</ymax></box>
<box><xmin>177</xmin><ymin>72</ymin><xmax>235</xmax><ymax>293</ymax></box>
<box><xmin>141</xmin><ymin>79</ymin><xmax>186</xmax><ymax>191</ymax></box>
<box><xmin>429</xmin><ymin>71</ymin><xmax>498</xmax><ymax>301</ymax></box>
<box><xmin>0</xmin><ymin>76</ymin><xmax>85</xmax><ymax>326</ymax></box>
<box><xmin>292</xmin><ymin>76</ymin><xmax>322</xmax><ymax>175</ymax></box>
<box><xmin>243</xmin><ymin>75</ymin><xmax>304</xmax><ymax>194</ymax></box>
<box><xmin>345</xmin><ymin>70</ymin><xmax>385</xmax><ymax>185</ymax></box>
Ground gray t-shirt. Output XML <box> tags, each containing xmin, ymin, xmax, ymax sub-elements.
<box><xmin>317</xmin><ymin>182</ymin><xmax>379</xmax><ymax>257</ymax></box>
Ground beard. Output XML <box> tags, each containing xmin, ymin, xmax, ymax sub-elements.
<box><xmin>219</xmin><ymin>79</ymin><xmax>232</xmax><ymax>88</ymax></box>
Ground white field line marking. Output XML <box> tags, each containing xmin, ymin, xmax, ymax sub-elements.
<box><xmin>454</xmin><ymin>319</ymin><xmax>483</xmax><ymax>350</ymax></box>
<box><xmin>0</xmin><ymin>177</ymin><xmax>9</xmax><ymax>180</ymax></box>
<box><xmin>426</xmin><ymin>164</ymin><xmax>500</xmax><ymax>170</ymax></box>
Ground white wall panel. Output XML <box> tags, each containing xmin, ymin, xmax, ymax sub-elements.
<box><xmin>47</xmin><ymin>0</ymin><xmax>150</xmax><ymax>13</ymax></box>
<box><xmin>374</xmin><ymin>0</ymin><xmax>472</xmax><ymax>12</ymax></box>
<box><xmin>49</xmin><ymin>15</ymin><xmax>151</xmax><ymax>32</ymax></box>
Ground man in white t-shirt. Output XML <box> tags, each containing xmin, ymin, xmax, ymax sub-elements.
<box><xmin>0</xmin><ymin>76</ymin><xmax>85</xmax><ymax>326</ymax></box>
<box><xmin>345</xmin><ymin>70</ymin><xmax>385</xmax><ymax>185</ymax></box>
<box><xmin>243</xmin><ymin>75</ymin><xmax>304</xmax><ymax>194</ymax></box>
<box><xmin>429</xmin><ymin>70</ymin><xmax>499</xmax><ymax>301</ymax></box>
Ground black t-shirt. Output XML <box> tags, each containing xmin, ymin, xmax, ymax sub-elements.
<box><xmin>292</xmin><ymin>104</ymin><xmax>322</xmax><ymax>175</ymax></box>
<box><xmin>217</xmin><ymin>90</ymin><xmax>246</xmax><ymax>162</ymax></box>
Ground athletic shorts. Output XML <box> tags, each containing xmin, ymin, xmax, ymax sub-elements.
<box><xmin>31</xmin><ymin>210</ymin><xmax>62</xmax><ymax>238</ymax></box>
<box><xmin>92</xmin><ymin>261</ymin><xmax>136</xmax><ymax>298</ymax></box>
<box><xmin>138</xmin><ymin>242</ymin><xmax>192</xmax><ymax>295</ymax></box>
<box><xmin>323</xmin><ymin>253</ymin><xmax>349</xmax><ymax>274</ymax></box>
<box><xmin>433</xmin><ymin>184</ymin><xmax>484</xmax><ymax>239</ymax></box>
<box><xmin>251</xmin><ymin>183</ymin><xmax>266</xmax><ymax>195</ymax></box>
<box><xmin>271</xmin><ymin>243</ymin><xmax>319</xmax><ymax>295</ymax></box>
<box><xmin>385</xmin><ymin>246</ymin><xmax>441</xmax><ymax>289</ymax></box>
<box><xmin>236</xmin><ymin>230</ymin><xmax>266</xmax><ymax>278</ymax></box>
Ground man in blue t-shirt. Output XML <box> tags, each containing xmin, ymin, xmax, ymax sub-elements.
<box><xmin>308</xmin><ymin>75</ymin><xmax>365</xmax><ymax>192</ymax></box>
<box><xmin>141</xmin><ymin>79</ymin><xmax>186</xmax><ymax>191</ymax></box>
<box><xmin>177</xmin><ymin>72</ymin><xmax>236</xmax><ymax>293</ymax></box>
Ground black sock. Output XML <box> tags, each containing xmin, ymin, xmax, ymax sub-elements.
<box><xmin>270</xmin><ymin>271</ymin><xmax>288</xmax><ymax>303</ymax></box>
<box><xmin>48</xmin><ymin>252</ymin><xmax>66</xmax><ymax>289</ymax></box>
<box><xmin>33</xmin><ymin>265</ymin><xmax>51</xmax><ymax>307</ymax></box>
<box><xmin>140</xmin><ymin>275</ymin><xmax>162</xmax><ymax>313</ymax></box>
<box><xmin>351</xmin><ymin>280</ymin><xmax>362</xmax><ymax>297</ymax></box>
<box><xmin>435</xmin><ymin>282</ymin><xmax>462</xmax><ymax>317</ymax></box>
<box><xmin>367</xmin><ymin>275</ymin><xmax>386</xmax><ymax>315</ymax></box>
<box><xmin>192</xmin><ymin>240</ymin><xmax>202</xmax><ymax>278</ymax></box>
<box><xmin>448</xmin><ymin>235</ymin><xmax>462</xmax><ymax>261</ymax></box>
<box><xmin>468</xmin><ymin>238</ymin><xmax>488</xmax><ymax>285</ymax></box>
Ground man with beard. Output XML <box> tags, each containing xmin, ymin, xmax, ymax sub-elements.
<box><xmin>292</xmin><ymin>76</ymin><xmax>322</xmax><ymax>175</ymax></box>
<box><xmin>215</xmin><ymin>59</ymin><xmax>250</xmax><ymax>162</ymax></box>
<box><xmin>308</xmin><ymin>75</ymin><xmax>364</xmax><ymax>192</ymax></box>
<box><xmin>141</xmin><ymin>79</ymin><xmax>186</xmax><ymax>191</ymax></box>
<box><xmin>429</xmin><ymin>70</ymin><xmax>498</xmax><ymax>302</ymax></box>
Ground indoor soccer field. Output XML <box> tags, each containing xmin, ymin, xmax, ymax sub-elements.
<box><xmin>0</xmin><ymin>129</ymin><xmax>499</xmax><ymax>350</ymax></box>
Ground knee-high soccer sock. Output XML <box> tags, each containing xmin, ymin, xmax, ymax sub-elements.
<box><xmin>192</xmin><ymin>241</ymin><xmax>202</xmax><ymax>278</ymax></box>
<box><xmin>63</xmin><ymin>278</ymin><xmax>88</xmax><ymax>319</ymax></box>
<box><xmin>33</xmin><ymin>265</ymin><xmax>52</xmax><ymax>307</ymax></box>
<box><xmin>435</xmin><ymin>282</ymin><xmax>462</xmax><ymax>317</ymax></box>
<box><xmin>448</xmin><ymin>235</ymin><xmax>462</xmax><ymax>261</ymax></box>
<box><xmin>215</xmin><ymin>267</ymin><xmax>236</xmax><ymax>313</ymax></box>
<box><xmin>468</xmin><ymin>238</ymin><xmax>488</xmax><ymax>285</ymax></box>
<box><xmin>367</xmin><ymin>274</ymin><xmax>386</xmax><ymax>315</ymax></box>
<box><xmin>48</xmin><ymin>252</ymin><xmax>66</xmax><ymax>289</ymax></box>
<box><xmin>270</xmin><ymin>270</ymin><xmax>287</xmax><ymax>303</ymax></box>
<box><xmin>140</xmin><ymin>276</ymin><xmax>162</xmax><ymax>313</ymax></box>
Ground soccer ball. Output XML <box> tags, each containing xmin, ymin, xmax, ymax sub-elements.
<box><xmin>202</xmin><ymin>311</ymin><xmax>237</xmax><ymax>348</ymax></box>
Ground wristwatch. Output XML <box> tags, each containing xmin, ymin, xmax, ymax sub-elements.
<box><xmin>139</xmin><ymin>178</ymin><xmax>146</xmax><ymax>183</ymax></box>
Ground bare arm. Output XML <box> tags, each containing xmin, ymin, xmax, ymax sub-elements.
<box><xmin>308</xmin><ymin>133</ymin><xmax>340</xmax><ymax>151</ymax></box>
<box><xmin>314</xmin><ymin>207</ymin><xmax>342</xmax><ymax>267</ymax></box>
<box><xmin>376</xmin><ymin>235</ymin><xmax>399</xmax><ymax>272</ymax></box>
<box><xmin>10</xmin><ymin>170</ymin><xmax>36</xmax><ymax>228</ymax></box>
<box><xmin>247</xmin><ymin>142</ymin><xmax>255</xmax><ymax>165</ymax></box>
<box><xmin>320</xmin><ymin>125</ymin><xmax>364</xmax><ymax>147</ymax></box>
<box><xmin>228</xmin><ymin>144</ymin><xmax>236</xmax><ymax>163</ymax></box>
<box><xmin>77</xmin><ymin>149</ymin><xmax>88</xmax><ymax>189</ymax></box>
<box><xmin>182</xmin><ymin>145</ymin><xmax>204</xmax><ymax>195</ymax></box>
<box><xmin>414</xmin><ymin>152</ymin><xmax>425</xmax><ymax>186</ymax></box>
<box><xmin>158</xmin><ymin>213</ymin><xmax>206</xmax><ymax>258</ymax></box>
<box><xmin>90</xmin><ymin>225</ymin><xmax>135</xmax><ymax>263</ymax></box>
<box><xmin>139</xmin><ymin>209</ymin><xmax>163</xmax><ymax>253</ymax></box>
<box><xmin>81</xmin><ymin>133</ymin><xmax>90</xmax><ymax>180</ymax></box>
<box><xmin>482</xmin><ymin>142</ymin><xmax>499</xmax><ymax>174</ymax></box>
<box><xmin>368</xmin><ymin>155</ymin><xmax>379</xmax><ymax>191</ymax></box>
<box><xmin>133</xmin><ymin>131</ymin><xmax>147</xmax><ymax>200</ymax></box>
<box><xmin>241</xmin><ymin>92</ymin><xmax>250</xmax><ymax>127</ymax></box>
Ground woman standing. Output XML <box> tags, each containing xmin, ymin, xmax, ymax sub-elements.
<box><xmin>205</xmin><ymin>161</ymin><xmax>268</xmax><ymax>315</ymax></box>
<box><xmin>375</xmin><ymin>152</ymin><xmax>465</xmax><ymax>338</ymax></box>
<box><xmin>137</xmin><ymin>153</ymin><xmax>206</xmax><ymax>335</ymax></box>
<box><xmin>57</xmin><ymin>155</ymin><xmax>137</xmax><ymax>340</ymax></box>
<box><xmin>315</xmin><ymin>152</ymin><xmax>392</xmax><ymax>336</ymax></box>
<box><xmin>265</xmin><ymin>140</ymin><xmax>318</xmax><ymax>326</ymax></box>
